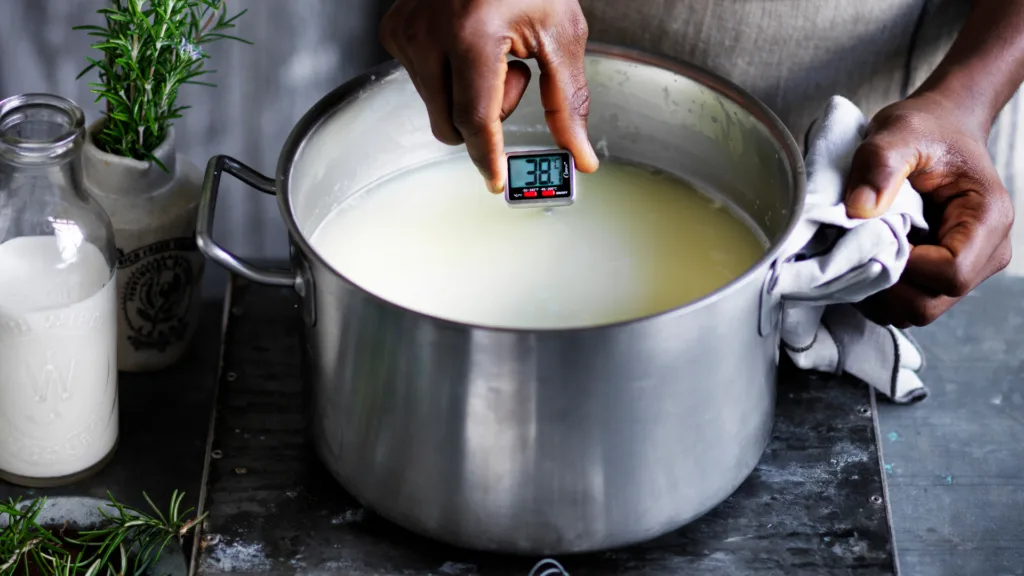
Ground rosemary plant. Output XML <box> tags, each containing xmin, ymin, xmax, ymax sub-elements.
<box><xmin>74</xmin><ymin>0</ymin><xmax>250</xmax><ymax>169</ymax></box>
<box><xmin>0</xmin><ymin>491</ymin><xmax>205</xmax><ymax>576</ymax></box>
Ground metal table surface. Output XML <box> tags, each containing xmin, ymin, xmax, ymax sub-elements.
<box><xmin>2</xmin><ymin>272</ymin><xmax>1023</xmax><ymax>575</ymax></box>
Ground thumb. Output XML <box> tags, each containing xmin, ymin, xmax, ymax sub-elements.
<box><xmin>844</xmin><ymin>132</ymin><xmax>921</xmax><ymax>219</ymax></box>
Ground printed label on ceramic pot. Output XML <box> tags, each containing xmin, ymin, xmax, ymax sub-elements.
<box><xmin>117</xmin><ymin>237</ymin><xmax>203</xmax><ymax>353</ymax></box>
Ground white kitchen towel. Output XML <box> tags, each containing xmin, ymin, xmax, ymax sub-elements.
<box><xmin>771</xmin><ymin>96</ymin><xmax>929</xmax><ymax>404</ymax></box>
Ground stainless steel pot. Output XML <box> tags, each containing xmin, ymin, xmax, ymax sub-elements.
<box><xmin>197</xmin><ymin>44</ymin><xmax>870</xmax><ymax>554</ymax></box>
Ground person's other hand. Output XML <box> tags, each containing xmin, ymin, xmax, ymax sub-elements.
<box><xmin>844</xmin><ymin>93</ymin><xmax>1013</xmax><ymax>328</ymax></box>
<box><xmin>379</xmin><ymin>0</ymin><xmax>600</xmax><ymax>194</ymax></box>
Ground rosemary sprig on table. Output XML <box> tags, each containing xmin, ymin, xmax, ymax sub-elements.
<box><xmin>0</xmin><ymin>498</ymin><xmax>67</xmax><ymax>575</ymax></box>
<box><xmin>73</xmin><ymin>0</ymin><xmax>250</xmax><ymax>169</ymax></box>
<box><xmin>0</xmin><ymin>491</ymin><xmax>205</xmax><ymax>576</ymax></box>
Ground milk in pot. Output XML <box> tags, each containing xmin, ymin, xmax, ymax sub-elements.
<box><xmin>310</xmin><ymin>155</ymin><xmax>766</xmax><ymax>330</ymax></box>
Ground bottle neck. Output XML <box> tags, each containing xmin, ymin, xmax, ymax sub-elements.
<box><xmin>0</xmin><ymin>93</ymin><xmax>85</xmax><ymax>167</ymax></box>
<box><xmin>0</xmin><ymin>94</ymin><xmax>93</xmax><ymax>236</ymax></box>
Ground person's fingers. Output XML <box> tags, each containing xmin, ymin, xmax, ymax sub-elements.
<box><xmin>379</xmin><ymin>2</ymin><xmax>462</xmax><ymax>145</ymax></box>
<box><xmin>991</xmin><ymin>236</ymin><xmax>1013</xmax><ymax>276</ymax></box>
<box><xmin>409</xmin><ymin>51</ymin><xmax>462</xmax><ymax>145</ymax></box>
<box><xmin>900</xmin><ymin>188</ymin><xmax>1012</xmax><ymax>296</ymax></box>
<box><xmin>450</xmin><ymin>42</ymin><xmax>510</xmax><ymax>194</ymax></box>
<box><xmin>859</xmin><ymin>229</ymin><xmax>1010</xmax><ymax>327</ymax></box>
<box><xmin>501</xmin><ymin>60</ymin><xmax>532</xmax><ymax>121</ymax></box>
<box><xmin>845</xmin><ymin>132</ymin><xmax>921</xmax><ymax>219</ymax></box>
<box><xmin>536</xmin><ymin>16</ymin><xmax>599</xmax><ymax>173</ymax></box>
<box><xmin>376</xmin><ymin>0</ymin><xmax>407</xmax><ymax>58</ymax></box>
<box><xmin>857</xmin><ymin>281</ymin><xmax>959</xmax><ymax>328</ymax></box>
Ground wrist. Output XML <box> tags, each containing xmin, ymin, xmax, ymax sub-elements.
<box><xmin>911</xmin><ymin>66</ymin><xmax>1000</xmax><ymax>141</ymax></box>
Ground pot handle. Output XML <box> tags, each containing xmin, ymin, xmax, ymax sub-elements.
<box><xmin>196</xmin><ymin>155</ymin><xmax>296</xmax><ymax>287</ymax></box>
<box><xmin>779</xmin><ymin>260</ymin><xmax>884</xmax><ymax>303</ymax></box>
<box><xmin>758</xmin><ymin>259</ymin><xmax>885</xmax><ymax>336</ymax></box>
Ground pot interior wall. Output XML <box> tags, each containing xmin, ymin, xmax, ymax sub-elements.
<box><xmin>287</xmin><ymin>52</ymin><xmax>798</xmax><ymax>255</ymax></box>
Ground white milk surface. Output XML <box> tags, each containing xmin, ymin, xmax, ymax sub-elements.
<box><xmin>0</xmin><ymin>235</ymin><xmax>119</xmax><ymax>480</ymax></box>
<box><xmin>310</xmin><ymin>156</ymin><xmax>765</xmax><ymax>329</ymax></box>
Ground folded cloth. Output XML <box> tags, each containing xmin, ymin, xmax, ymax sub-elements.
<box><xmin>770</xmin><ymin>96</ymin><xmax>929</xmax><ymax>404</ymax></box>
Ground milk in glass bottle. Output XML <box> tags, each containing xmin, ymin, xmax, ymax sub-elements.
<box><xmin>0</xmin><ymin>94</ymin><xmax>119</xmax><ymax>487</ymax></box>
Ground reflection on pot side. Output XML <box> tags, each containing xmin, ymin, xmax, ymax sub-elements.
<box><xmin>309</xmin><ymin>154</ymin><xmax>767</xmax><ymax>330</ymax></box>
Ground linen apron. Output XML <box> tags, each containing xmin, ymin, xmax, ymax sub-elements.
<box><xmin>580</xmin><ymin>0</ymin><xmax>969</xmax><ymax>141</ymax></box>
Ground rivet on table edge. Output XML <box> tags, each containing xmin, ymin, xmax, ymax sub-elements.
<box><xmin>869</xmin><ymin>495</ymin><xmax>883</xmax><ymax>505</ymax></box>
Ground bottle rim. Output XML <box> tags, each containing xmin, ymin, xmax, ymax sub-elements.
<box><xmin>0</xmin><ymin>93</ymin><xmax>86</xmax><ymax>162</ymax></box>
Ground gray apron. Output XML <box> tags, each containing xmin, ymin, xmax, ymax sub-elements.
<box><xmin>579</xmin><ymin>0</ymin><xmax>969</xmax><ymax>140</ymax></box>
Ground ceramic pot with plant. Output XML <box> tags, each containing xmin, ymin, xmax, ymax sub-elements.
<box><xmin>74</xmin><ymin>0</ymin><xmax>249</xmax><ymax>372</ymax></box>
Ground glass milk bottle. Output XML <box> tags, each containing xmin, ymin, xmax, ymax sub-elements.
<box><xmin>0</xmin><ymin>94</ymin><xmax>119</xmax><ymax>487</ymax></box>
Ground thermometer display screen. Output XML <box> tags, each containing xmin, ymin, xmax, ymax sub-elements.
<box><xmin>509</xmin><ymin>155</ymin><xmax>564</xmax><ymax>188</ymax></box>
<box><xmin>505</xmin><ymin>149</ymin><xmax>575</xmax><ymax>207</ymax></box>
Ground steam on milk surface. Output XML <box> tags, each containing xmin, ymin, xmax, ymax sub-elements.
<box><xmin>310</xmin><ymin>155</ymin><xmax>765</xmax><ymax>329</ymax></box>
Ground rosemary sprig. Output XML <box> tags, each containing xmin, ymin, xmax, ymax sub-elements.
<box><xmin>73</xmin><ymin>0</ymin><xmax>250</xmax><ymax>170</ymax></box>
<box><xmin>0</xmin><ymin>491</ymin><xmax>205</xmax><ymax>576</ymax></box>
<box><xmin>0</xmin><ymin>498</ymin><xmax>68</xmax><ymax>575</ymax></box>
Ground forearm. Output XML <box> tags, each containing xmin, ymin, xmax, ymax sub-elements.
<box><xmin>913</xmin><ymin>0</ymin><xmax>1024</xmax><ymax>136</ymax></box>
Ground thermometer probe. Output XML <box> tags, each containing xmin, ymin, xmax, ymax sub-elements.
<box><xmin>504</xmin><ymin>149</ymin><xmax>575</xmax><ymax>208</ymax></box>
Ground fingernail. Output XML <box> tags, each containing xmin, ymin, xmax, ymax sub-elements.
<box><xmin>489</xmin><ymin>178</ymin><xmax>504</xmax><ymax>195</ymax></box>
<box><xmin>846</xmin><ymin>186</ymin><xmax>878</xmax><ymax>216</ymax></box>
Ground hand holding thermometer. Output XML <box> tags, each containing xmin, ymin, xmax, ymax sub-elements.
<box><xmin>505</xmin><ymin>149</ymin><xmax>576</xmax><ymax>208</ymax></box>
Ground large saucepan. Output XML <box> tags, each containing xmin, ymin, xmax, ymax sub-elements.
<box><xmin>197</xmin><ymin>44</ymin><xmax>872</xmax><ymax>554</ymax></box>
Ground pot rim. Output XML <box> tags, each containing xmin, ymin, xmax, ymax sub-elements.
<box><xmin>275</xmin><ymin>42</ymin><xmax>807</xmax><ymax>334</ymax></box>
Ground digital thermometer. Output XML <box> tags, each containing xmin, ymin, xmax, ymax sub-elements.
<box><xmin>504</xmin><ymin>149</ymin><xmax>575</xmax><ymax>208</ymax></box>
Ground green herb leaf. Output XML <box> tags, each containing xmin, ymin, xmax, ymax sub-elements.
<box><xmin>1</xmin><ymin>491</ymin><xmax>204</xmax><ymax>576</ymax></box>
<box><xmin>75</xmin><ymin>0</ymin><xmax>250</xmax><ymax>169</ymax></box>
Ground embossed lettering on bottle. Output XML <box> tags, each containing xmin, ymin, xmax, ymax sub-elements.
<box><xmin>0</xmin><ymin>236</ymin><xmax>119</xmax><ymax>480</ymax></box>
